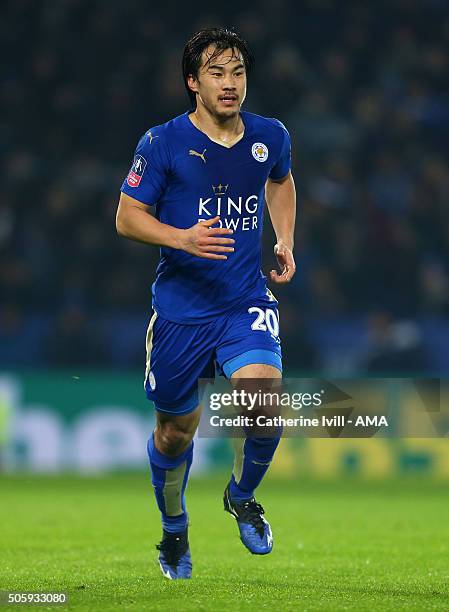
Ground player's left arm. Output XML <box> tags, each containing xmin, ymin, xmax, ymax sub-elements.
<box><xmin>265</xmin><ymin>170</ymin><xmax>296</xmax><ymax>283</ymax></box>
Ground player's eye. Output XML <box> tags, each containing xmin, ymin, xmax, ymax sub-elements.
<box><xmin>211</xmin><ymin>72</ymin><xmax>223</xmax><ymax>77</ymax></box>
<box><xmin>234</xmin><ymin>72</ymin><xmax>244</xmax><ymax>76</ymax></box>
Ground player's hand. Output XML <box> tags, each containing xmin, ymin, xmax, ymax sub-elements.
<box><xmin>179</xmin><ymin>216</ymin><xmax>235</xmax><ymax>260</ymax></box>
<box><xmin>270</xmin><ymin>241</ymin><xmax>296</xmax><ymax>283</ymax></box>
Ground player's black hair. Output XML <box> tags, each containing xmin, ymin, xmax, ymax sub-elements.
<box><xmin>182</xmin><ymin>27</ymin><xmax>254</xmax><ymax>107</ymax></box>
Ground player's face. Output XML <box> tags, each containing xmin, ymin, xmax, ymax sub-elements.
<box><xmin>189</xmin><ymin>46</ymin><xmax>247</xmax><ymax>119</ymax></box>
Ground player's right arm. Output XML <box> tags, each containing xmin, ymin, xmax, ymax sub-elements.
<box><xmin>117</xmin><ymin>129</ymin><xmax>234</xmax><ymax>259</ymax></box>
<box><xmin>116</xmin><ymin>193</ymin><xmax>234</xmax><ymax>260</ymax></box>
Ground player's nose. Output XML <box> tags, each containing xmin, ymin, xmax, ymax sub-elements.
<box><xmin>222</xmin><ymin>76</ymin><xmax>237</xmax><ymax>90</ymax></box>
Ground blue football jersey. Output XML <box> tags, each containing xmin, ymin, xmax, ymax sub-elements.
<box><xmin>120</xmin><ymin>111</ymin><xmax>292</xmax><ymax>323</ymax></box>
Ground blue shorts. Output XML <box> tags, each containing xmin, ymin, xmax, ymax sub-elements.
<box><xmin>144</xmin><ymin>292</ymin><xmax>282</xmax><ymax>415</ymax></box>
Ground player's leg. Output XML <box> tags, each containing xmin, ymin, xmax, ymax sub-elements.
<box><xmin>228</xmin><ymin>363</ymin><xmax>282</xmax><ymax>504</ymax></box>
<box><xmin>223</xmin><ymin>363</ymin><xmax>282</xmax><ymax>554</ymax></box>
<box><xmin>148</xmin><ymin>406</ymin><xmax>201</xmax><ymax>580</ymax></box>
<box><xmin>149</xmin><ymin>405</ymin><xmax>201</xmax><ymax>531</ymax></box>
<box><xmin>143</xmin><ymin>312</ymin><xmax>215</xmax><ymax>579</ymax></box>
<box><xmin>216</xmin><ymin>294</ymin><xmax>283</xmax><ymax>554</ymax></box>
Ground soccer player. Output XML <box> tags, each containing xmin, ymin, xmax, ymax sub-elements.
<box><xmin>116</xmin><ymin>28</ymin><xmax>296</xmax><ymax>579</ymax></box>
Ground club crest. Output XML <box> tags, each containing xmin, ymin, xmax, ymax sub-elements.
<box><xmin>251</xmin><ymin>142</ymin><xmax>269</xmax><ymax>162</ymax></box>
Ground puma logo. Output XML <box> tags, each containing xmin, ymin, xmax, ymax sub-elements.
<box><xmin>189</xmin><ymin>148</ymin><xmax>207</xmax><ymax>163</ymax></box>
<box><xmin>147</xmin><ymin>131</ymin><xmax>159</xmax><ymax>144</ymax></box>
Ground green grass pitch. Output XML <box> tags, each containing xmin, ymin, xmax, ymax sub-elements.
<box><xmin>1</xmin><ymin>474</ymin><xmax>448</xmax><ymax>610</ymax></box>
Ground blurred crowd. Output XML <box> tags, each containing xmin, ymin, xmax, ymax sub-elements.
<box><xmin>1</xmin><ymin>0</ymin><xmax>448</xmax><ymax>371</ymax></box>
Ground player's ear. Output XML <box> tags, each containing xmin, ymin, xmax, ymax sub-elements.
<box><xmin>187</xmin><ymin>74</ymin><xmax>198</xmax><ymax>95</ymax></box>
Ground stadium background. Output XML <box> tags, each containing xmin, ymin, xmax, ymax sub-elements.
<box><xmin>1</xmin><ymin>0</ymin><xmax>449</xmax><ymax>477</ymax></box>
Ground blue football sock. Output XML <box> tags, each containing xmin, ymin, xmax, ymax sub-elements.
<box><xmin>147</xmin><ymin>432</ymin><xmax>193</xmax><ymax>533</ymax></box>
<box><xmin>229</xmin><ymin>436</ymin><xmax>280</xmax><ymax>502</ymax></box>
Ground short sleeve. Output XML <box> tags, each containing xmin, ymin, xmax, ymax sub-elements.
<box><xmin>269</xmin><ymin>120</ymin><xmax>292</xmax><ymax>181</ymax></box>
<box><xmin>120</xmin><ymin>129</ymin><xmax>169</xmax><ymax>205</ymax></box>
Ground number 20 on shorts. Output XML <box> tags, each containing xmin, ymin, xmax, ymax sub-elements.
<box><xmin>248</xmin><ymin>307</ymin><xmax>280</xmax><ymax>337</ymax></box>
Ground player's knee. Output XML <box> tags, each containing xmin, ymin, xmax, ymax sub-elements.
<box><xmin>157</xmin><ymin>422</ymin><xmax>193</xmax><ymax>456</ymax></box>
